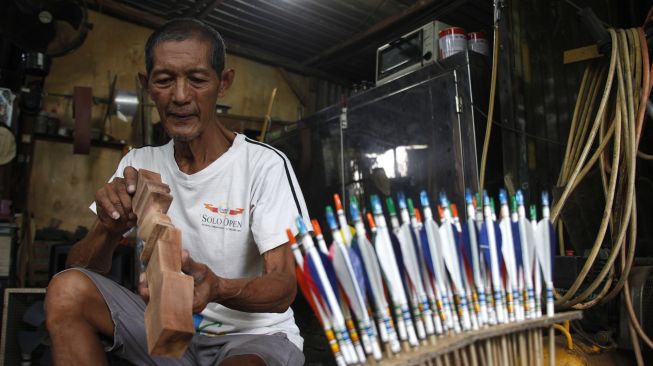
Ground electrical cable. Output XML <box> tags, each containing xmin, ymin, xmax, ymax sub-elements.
<box><xmin>478</xmin><ymin>1</ymin><xmax>501</xmax><ymax>190</ymax></box>
<box><xmin>549</xmin><ymin>18</ymin><xmax>653</xmax><ymax>350</ymax></box>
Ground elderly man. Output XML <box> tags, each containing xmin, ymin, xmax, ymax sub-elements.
<box><xmin>44</xmin><ymin>18</ymin><xmax>309</xmax><ymax>366</ymax></box>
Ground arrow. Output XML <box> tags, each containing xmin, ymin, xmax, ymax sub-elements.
<box><xmin>350</xmin><ymin>198</ymin><xmax>401</xmax><ymax>354</ymax></box>
<box><xmin>326</xmin><ymin>206</ymin><xmax>381</xmax><ymax>361</ymax></box>
<box><xmin>498</xmin><ymin>189</ymin><xmax>521</xmax><ymax>322</ymax></box>
<box><xmin>296</xmin><ymin>218</ymin><xmax>359</xmax><ymax>364</ymax></box>
<box><xmin>437</xmin><ymin>192</ymin><xmax>472</xmax><ymax>331</ymax></box>
<box><xmin>287</xmin><ymin>230</ymin><xmax>347</xmax><ymax>366</ymax></box>
<box><xmin>370</xmin><ymin>195</ymin><xmax>419</xmax><ymax>348</ymax></box>
<box><xmin>464</xmin><ymin>189</ymin><xmax>489</xmax><ymax>326</ymax></box>
<box><xmin>535</xmin><ymin>193</ymin><xmax>555</xmax><ymax>318</ymax></box>
<box><xmin>479</xmin><ymin>191</ymin><xmax>507</xmax><ymax>324</ymax></box>
<box><xmin>419</xmin><ymin>191</ymin><xmax>457</xmax><ymax>332</ymax></box>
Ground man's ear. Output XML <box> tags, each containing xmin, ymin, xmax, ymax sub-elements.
<box><xmin>218</xmin><ymin>68</ymin><xmax>235</xmax><ymax>98</ymax></box>
<box><xmin>138</xmin><ymin>72</ymin><xmax>148</xmax><ymax>91</ymax></box>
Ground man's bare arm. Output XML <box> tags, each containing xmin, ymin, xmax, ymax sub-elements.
<box><xmin>211</xmin><ymin>243</ymin><xmax>297</xmax><ymax>313</ymax></box>
<box><xmin>66</xmin><ymin>219</ymin><xmax>124</xmax><ymax>274</ymax></box>
<box><xmin>139</xmin><ymin>243</ymin><xmax>297</xmax><ymax>313</ymax></box>
<box><xmin>66</xmin><ymin>167</ymin><xmax>140</xmax><ymax>273</ymax></box>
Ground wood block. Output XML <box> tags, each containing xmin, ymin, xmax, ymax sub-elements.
<box><xmin>141</xmin><ymin>225</ymin><xmax>180</xmax><ymax>265</ymax></box>
<box><xmin>133</xmin><ymin>169</ymin><xmax>170</xmax><ymax>216</ymax></box>
<box><xmin>133</xmin><ymin>170</ymin><xmax>163</xmax><ymax>205</ymax></box>
<box><xmin>134</xmin><ymin>183</ymin><xmax>172</xmax><ymax>224</ymax></box>
<box><xmin>144</xmin><ymin>271</ymin><xmax>194</xmax><ymax>358</ymax></box>
<box><xmin>145</xmin><ymin>229</ymin><xmax>182</xmax><ymax>275</ymax></box>
<box><xmin>136</xmin><ymin>191</ymin><xmax>173</xmax><ymax>227</ymax></box>
<box><xmin>137</xmin><ymin>212</ymin><xmax>172</xmax><ymax>242</ymax></box>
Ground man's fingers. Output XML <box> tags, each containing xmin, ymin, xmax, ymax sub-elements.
<box><xmin>114</xmin><ymin>180</ymin><xmax>135</xmax><ymax>221</ymax></box>
<box><xmin>138</xmin><ymin>272</ymin><xmax>150</xmax><ymax>303</ymax></box>
<box><xmin>123</xmin><ymin>166</ymin><xmax>139</xmax><ymax>194</ymax></box>
<box><xmin>96</xmin><ymin>189</ymin><xmax>122</xmax><ymax>221</ymax></box>
<box><xmin>181</xmin><ymin>250</ymin><xmax>208</xmax><ymax>282</ymax></box>
<box><xmin>181</xmin><ymin>249</ymin><xmax>194</xmax><ymax>274</ymax></box>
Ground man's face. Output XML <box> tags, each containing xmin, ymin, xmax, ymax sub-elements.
<box><xmin>144</xmin><ymin>37</ymin><xmax>225</xmax><ymax>142</ymax></box>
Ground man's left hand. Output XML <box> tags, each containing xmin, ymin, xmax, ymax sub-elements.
<box><xmin>181</xmin><ymin>250</ymin><xmax>220</xmax><ymax>313</ymax></box>
<box><xmin>137</xmin><ymin>250</ymin><xmax>219</xmax><ymax>313</ymax></box>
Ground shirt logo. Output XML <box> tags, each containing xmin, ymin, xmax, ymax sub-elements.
<box><xmin>201</xmin><ymin>202</ymin><xmax>244</xmax><ymax>232</ymax></box>
<box><xmin>204</xmin><ymin>203</ymin><xmax>244</xmax><ymax>216</ymax></box>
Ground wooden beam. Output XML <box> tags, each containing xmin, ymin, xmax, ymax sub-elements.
<box><xmin>277</xmin><ymin>67</ymin><xmax>309</xmax><ymax>108</ymax></box>
<box><xmin>302</xmin><ymin>0</ymin><xmax>438</xmax><ymax>66</ymax></box>
<box><xmin>563</xmin><ymin>44</ymin><xmax>603</xmax><ymax>64</ymax></box>
<box><xmin>93</xmin><ymin>0</ymin><xmax>166</xmax><ymax>29</ymax></box>
<box><xmin>89</xmin><ymin>0</ymin><xmax>348</xmax><ymax>85</ymax></box>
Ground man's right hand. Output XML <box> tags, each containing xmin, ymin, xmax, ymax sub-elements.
<box><xmin>95</xmin><ymin>166</ymin><xmax>139</xmax><ymax>234</ymax></box>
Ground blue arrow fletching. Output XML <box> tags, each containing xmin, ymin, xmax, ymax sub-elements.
<box><xmin>493</xmin><ymin>222</ymin><xmax>503</xmax><ymax>267</ymax></box>
<box><xmin>419</xmin><ymin>226</ymin><xmax>436</xmax><ymax>275</ymax></box>
<box><xmin>306</xmin><ymin>254</ymin><xmax>330</xmax><ymax>310</ymax></box>
<box><xmin>350</xmin><ymin>236</ymin><xmax>372</xmax><ymax>296</ymax></box>
<box><xmin>461</xmin><ymin>224</ymin><xmax>474</xmax><ymax>271</ymax></box>
<box><xmin>389</xmin><ymin>231</ymin><xmax>406</xmax><ymax>280</ymax></box>
<box><xmin>479</xmin><ymin>223</ymin><xmax>492</xmax><ymax>272</ymax></box>
<box><xmin>318</xmin><ymin>251</ymin><xmax>340</xmax><ymax>303</ymax></box>
<box><xmin>348</xmin><ymin>241</ymin><xmax>369</xmax><ymax>303</ymax></box>
<box><xmin>512</xmin><ymin>221</ymin><xmax>523</xmax><ymax>270</ymax></box>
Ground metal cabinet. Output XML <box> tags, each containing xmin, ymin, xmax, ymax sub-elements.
<box><xmin>271</xmin><ymin>50</ymin><xmax>494</xmax><ymax>219</ymax></box>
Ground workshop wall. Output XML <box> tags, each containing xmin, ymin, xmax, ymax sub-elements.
<box><xmin>32</xmin><ymin>10</ymin><xmax>313</xmax><ymax>232</ymax></box>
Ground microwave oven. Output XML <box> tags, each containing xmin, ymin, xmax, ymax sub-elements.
<box><xmin>375</xmin><ymin>21</ymin><xmax>450</xmax><ymax>86</ymax></box>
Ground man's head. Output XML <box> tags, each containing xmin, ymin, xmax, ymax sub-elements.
<box><xmin>140</xmin><ymin>19</ymin><xmax>234</xmax><ymax>142</ymax></box>
<box><xmin>145</xmin><ymin>18</ymin><xmax>225</xmax><ymax>78</ymax></box>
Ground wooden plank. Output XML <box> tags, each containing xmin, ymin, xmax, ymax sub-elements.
<box><xmin>378</xmin><ymin>311</ymin><xmax>582</xmax><ymax>366</ymax></box>
<box><xmin>563</xmin><ymin>45</ymin><xmax>603</xmax><ymax>64</ymax></box>
<box><xmin>144</xmin><ymin>271</ymin><xmax>194</xmax><ymax>358</ymax></box>
<box><xmin>140</xmin><ymin>221</ymin><xmax>177</xmax><ymax>264</ymax></box>
<box><xmin>134</xmin><ymin>168</ymin><xmax>194</xmax><ymax>358</ymax></box>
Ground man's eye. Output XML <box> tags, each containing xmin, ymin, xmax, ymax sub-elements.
<box><xmin>189</xmin><ymin>77</ymin><xmax>207</xmax><ymax>84</ymax></box>
<box><xmin>154</xmin><ymin>78</ymin><xmax>172</xmax><ymax>85</ymax></box>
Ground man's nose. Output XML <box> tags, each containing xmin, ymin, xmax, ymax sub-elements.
<box><xmin>172</xmin><ymin>79</ymin><xmax>190</xmax><ymax>104</ymax></box>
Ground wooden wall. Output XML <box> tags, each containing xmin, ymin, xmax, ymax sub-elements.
<box><xmin>32</xmin><ymin>10</ymin><xmax>315</xmax><ymax>231</ymax></box>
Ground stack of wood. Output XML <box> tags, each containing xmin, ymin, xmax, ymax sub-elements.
<box><xmin>134</xmin><ymin>169</ymin><xmax>194</xmax><ymax>358</ymax></box>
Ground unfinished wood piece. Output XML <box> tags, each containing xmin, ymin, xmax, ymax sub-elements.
<box><xmin>145</xmin><ymin>227</ymin><xmax>182</xmax><ymax>274</ymax></box>
<box><xmin>132</xmin><ymin>169</ymin><xmax>171</xmax><ymax>217</ymax></box>
<box><xmin>138</xmin><ymin>212</ymin><xmax>172</xmax><ymax>241</ymax></box>
<box><xmin>144</xmin><ymin>227</ymin><xmax>194</xmax><ymax>358</ymax></box>
<box><xmin>133</xmin><ymin>169</ymin><xmax>163</xmax><ymax>204</ymax></box>
<box><xmin>134</xmin><ymin>184</ymin><xmax>172</xmax><ymax>225</ymax></box>
<box><xmin>141</xmin><ymin>224</ymin><xmax>179</xmax><ymax>264</ymax></box>
<box><xmin>144</xmin><ymin>271</ymin><xmax>194</xmax><ymax>358</ymax></box>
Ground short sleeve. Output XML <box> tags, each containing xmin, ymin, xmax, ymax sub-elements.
<box><xmin>250</xmin><ymin>155</ymin><xmax>311</xmax><ymax>254</ymax></box>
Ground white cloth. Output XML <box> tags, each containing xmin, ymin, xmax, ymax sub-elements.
<box><xmin>91</xmin><ymin>133</ymin><xmax>311</xmax><ymax>350</ymax></box>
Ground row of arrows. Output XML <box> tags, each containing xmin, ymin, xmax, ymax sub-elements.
<box><xmin>287</xmin><ymin>189</ymin><xmax>556</xmax><ymax>365</ymax></box>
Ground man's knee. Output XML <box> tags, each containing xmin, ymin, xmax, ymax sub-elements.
<box><xmin>45</xmin><ymin>270</ymin><xmax>102</xmax><ymax>328</ymax></box>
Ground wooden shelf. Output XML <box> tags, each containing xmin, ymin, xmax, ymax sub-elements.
<box><xmin>32</xmin><ymin>133</ymin><xmax>126</xmax><ymax>150</ymax></box>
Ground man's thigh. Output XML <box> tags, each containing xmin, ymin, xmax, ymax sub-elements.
<box><xmin>194</xmin><ymin>333</ymin><xmax>305</xmax><ymax>366</ymax></box>
<box><xmin>63</xmin><ymin>268</ymin><xmax>194</xmax><ymax>366</ymax></box>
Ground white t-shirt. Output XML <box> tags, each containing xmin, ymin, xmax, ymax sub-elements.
<box><xmin>94</xmin><ymin>133</ymin><xmax>311</xmax><ymax>350</ymax></box>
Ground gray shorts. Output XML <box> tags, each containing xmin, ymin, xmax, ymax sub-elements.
<box><xmin>66</xmin><ymin>268</ymin><xmax>305</xmax><ymax>366</ymax></box>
